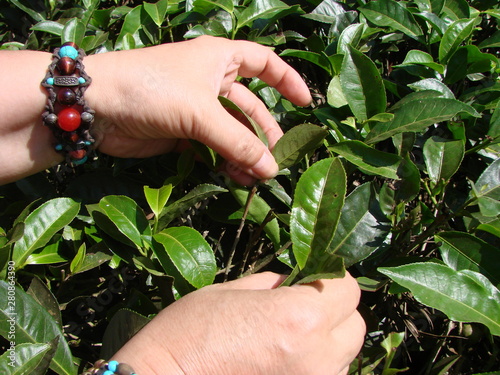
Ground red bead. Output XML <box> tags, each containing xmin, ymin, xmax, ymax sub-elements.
<box><xmin>57</xmin><ymin>88</ymin><xmax>76</xmax><ymax>105</ymax></box>
<box><xmin>57</xmin><ymin>57</ymin><xmax>76</xmax><ymax>75</ymax></box>
<box><xmin>58</xmin><ymin>108</ymin><xmax>81</xmax><ymax>131</ymax></box>
<box><xmin>69</xmin><ymin>149</ymin><xmax>86</xmax><ymax>159</ymax></box>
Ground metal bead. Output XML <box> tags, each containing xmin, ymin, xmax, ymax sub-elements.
<box><xmin>116</xmin><ymin>363</ymin><xmax>136</xmax><ymax>375</ymax></box>
<box><xmin>44</xmin><ymin>113</ymin><xmax>58</xmax><ymax>125</ymax></box>
<box><xmin>81</xmin><ymin>112</ymin><xmax>94</xmax><ymax>123</ymax></box>
<box><xmin>57</xmin><ymin>56</ymin><xmax>76</xmax><ymax>75</ymax></box>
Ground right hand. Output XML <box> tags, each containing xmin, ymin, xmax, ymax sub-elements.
<box><xmin>111</xmin><ymin>271</ymin><xmax>366</xmax><ymax>375</ymax></box>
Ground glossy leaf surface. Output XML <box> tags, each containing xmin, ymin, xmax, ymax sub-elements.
<box><xmin>379</xmin><ymin>263</ymin><xmax>500</xmax><ymax>336</ymax></box>
<box><xmin>291</xmin><ymin>158</ymin><xmax>346</xmax><ymax>269</ymax></box>
<box><xmin>154</xmin><ymin>226</ymin><xmax>216</xmax><ymax>288</ymax></box>
<box><xmin>0</xmin><ymin>282</ymin><xmax>76</xmax><ymax>375</ymax></box>
<box><xmin>423</xmin><ymin>136</ymin><xmax>464</xmax><ymax>183</ymax></box>
<box><xmin>340</xmin><ymin>45</ymin><xmax>386</xmax><ymax>122</ymax></box>
<box><xmin>12</xmin><ymin>198</ymin><xmax>80</xmax><ymax>267</ymax></box>
<box><xmin>366</xmin><ymin>98</ymin><xmax>479</xmax><ymax>144</ymax></box>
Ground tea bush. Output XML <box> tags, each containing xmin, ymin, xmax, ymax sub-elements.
<box><xmin>1</xmin><ymin>0</ymin><xmax>499</xmax><ymax>374</ymax></box>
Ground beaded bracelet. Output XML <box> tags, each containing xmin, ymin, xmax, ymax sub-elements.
<box><xmin>41</xmin><ymin>42</ymin><xmax>95</xmax><ymax>165</ymax></box>
<box><xmin>81</xmin><ymin>359</ymin><xmax>136</xmax><ymax>375</ymax></box>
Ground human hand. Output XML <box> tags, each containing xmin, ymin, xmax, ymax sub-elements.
<box><xmin>111</xmin><ymin>272</ymin><xmax>366</xmax><ymax>375</ymax></box>
<box><xmin>85</xmin><ymin>36</ymin><xmax>312</xmax><ymax>185</ymax></box>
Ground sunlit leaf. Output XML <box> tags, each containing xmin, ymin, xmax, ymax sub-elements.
<box><xmin>0</xmin><ymin>282</ymin><xmax>77</xmax><ymax>375</ymax></box>
<box><xmin>379</xmin><ymin>263</ymin><xmax>500</xmax><ymax>336</ymax></box>
<box><xmin>291</xmin><ymin>157</ymin><xmax>346</xmax><ymax>269</ymax></box>
<box><xmin>153</xmin><ymin>227</ymin><xmax>216</xmax><ymax>288</ymax></box>
<box><xmin>436</xmin><ymin>231</ymin><xmax>500</xmax><ymax>288</ymax></box>
<box><xmin>423</xmin><ymin>136</ymin><xmax>464</xmax><ymax>183</ymax></box>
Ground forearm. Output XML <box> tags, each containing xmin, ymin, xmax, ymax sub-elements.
<box><xmin>0</xmin><ymin>50</ymin><xmax>63</xmax><ymax>184</ymax></box>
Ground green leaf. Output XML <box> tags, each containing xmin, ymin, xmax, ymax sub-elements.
<box><xmin>423</xmin><ymin>136</ymin><xmax>464</xmax><ymax>183</ymax></box>
<box><xmin>408</xmin><ymin>78</ymin><xmax>454</xmax><ymax>99</ymax></box>
<box><xmin>272</xmin><ymin>123</ymin><xmax>328</xmax><ymax>170</ymax></box>
<box><xmin>337</xmin><ymin>23</ymin><xmax>364</xmax><ymax>55</ymax></box>
<box><xmin>115</xmin><ymin>5</ymin><xmax>145</xmax><ymax>50</ymax></box>
<box><xmin>280</xmin><ymin>49</ymin><xmax>333</xmax><ymax>75</ymax></box>
<box><xmin>12</xmin><ymin>198</ymin><xmax>80</xmax><ymax>268</ymax></box>
<box><xmin>218</xmin><ymin>96</ymin><xmax>268</xmax><ymax>147</ymax></box>
<box><xmin>365</xmin><ymin>98</ymin><xmax>479</xmax><ymax>144</ymax></box>
<box><xmin>70</xmin><ymin>243</ymin><xmax>86</xmax><ymax>274</ymax></box>
<box><xmin>359</xmin><ymin>0</ymin><xmax>423</xmax><ymax>38</ymax></box>
<box><xmin>193</xmin><ymin>0</ymin><xmax>234</xmax><ymax>14</ymax></box>
<box><xmin>158</xmin><ymin>184</ymin><xmax>228</xmax><ymax>229</ymax></box>
<box><xmin>61</xmin><ymin>18</ymin><xmax>86</xmax><ymax>46</ymax></box>
<box><xmin>393</xmin><ymin>50</ymin><xmax>445</xmax><ymax>74</ymax></box>
<box><xmin>26</xmin><ymin>277</ymin><xmax>62</xmax><ymax>327</ymax></box>
<box><xmin>442</xmin><ymin>0</ymin><xmax>469</xmax><ymax>20</ymax></box>
<box><xmin>379</xmin><ymin>263</ymin><xmax>500</xmax><ymax>336</ymax></box>
<box><xmin>329</xmin><ymin>140</ymin><xmax>402</xmax><ymax>179</ymax></box>
<box><xmin>474</xmin><ymin>158</ymin><xmax>500</xmax><ymax>201</ymax></box>
<box><xmin>0</xmin><ymin>343</ymin><xmax>52</xmax><ymax>375</ymax></box>
<box><xmin>99</xmin><ymin>195</ymin><xmax>152</xmax><ymax>249</ymax></box>
<box><xmin>101</xmin><ymin>309</ymin><xmax>150</xmax><ymax>361</ymax></box>
<box><xmin>478</xmin><ymin>30</ymin><xmax>500</xmax><ymax>49</ymax></box>
<box><xmin>291</xmin><ymin>158</ymin><xmax>346</xmax><ymax>269</ymax></box>
<box><xmin>329</xmin><ymin>183</ymin><xmax>389</xmax><ymax>267</ymax></box>
<box><xmin>340</xmin><ymin>45</ymin><xmax>386</xmax><ymax>123</ymax></box>
<box><xmin>31</xmin><ymin>21</ymin><xmax>64</xmax><ymax>36</ymax></box>
<box><xmin>438</xmin><ymin>18</ymin><xmax>479</xmax><ymax>64</ymax></box>
<box><xmin>25</xmin><ymin>242</ymin><xmax>68</xmax><ymax>266</ymax></box>
<box><xmin>153</xmin><ymin>227</ymin><xmax>216</xmax><ymax>288</ymax></box>
<box><xmin>144</xmin><ymin>184</ymin><xmax>172</xmax><ymax>219</ymax></box>
<box><xmin>236</xmin><ymin>0</ymin><xmax>290</xmax><ymax>29</ymax></box>
<box><xmin>143</xmin><ymin>0</ymin><xmax>169</xmax><ymax>27</ymax></box>
<box><xmin>327</xmin><ymin>76</ymin><xmax>348</xmax><ymax>108</ymax></box>
<box><xmin>0</xmin><ymin>282</ymin><xmax>77</xmax><ymax>374</ymax></box>
<box><xmin>436</xmin><ymin>231</ymin><xmax>500</xmax><ymax>288</ymax></box>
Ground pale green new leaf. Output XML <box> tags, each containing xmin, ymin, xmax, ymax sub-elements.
<box><xmin>12</xmin><ymin>198</ymin><xmax>80</xmax><ymax>268</ymax></box>
<box><xmin>291</xmin><ymin>158</ymin><xmax>346</xmax><ymax>269</ymax></box>
<box><xmin>379</xmin><ymin>263</ymin><xmax>500</xmax><ymax>336</ymax></box>
<box><xmin>144</xmin><ymin>184</ymin><xmax>173</xmax><ymax>219</ymax></box>
<box><xmin>99</xmin><ymin>195</ymin><xmax>152</xmax><ymax>249</ymax></box>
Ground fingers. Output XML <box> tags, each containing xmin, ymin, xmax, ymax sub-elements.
<box><xmin>226</xmin><ymin>82</ymin><xmax>284</xmax><ymax>149</ymax></box>
<box><xmin>216</xmin><ymin>271</ymin><xmax>286</xmax><ymax>290</ymax></box>
<box><xmin>226</xmin><ymin>38</ymin><xmax>313</xmax><ymax>107</ymax></box>
<box><xmin>329</xmin><ymin>311</ymin><xmax>366</xmax><ymax>372</ymax></box>
<box><xmin>192</xmin><ymin>98</ymin><xmax>279</xmax><ymax>180</ymax></box>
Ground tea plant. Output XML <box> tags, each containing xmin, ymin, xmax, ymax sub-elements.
<box><xmin>0</xmin><ymin>0</ymin><xmax>499</xmax><ymax>373</ymax></box>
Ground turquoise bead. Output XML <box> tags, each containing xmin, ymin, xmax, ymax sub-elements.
<box><xmin>78</xmin><ymin>77</ymin><xmax>86</xmax><ymax>84</ymax></box>
<box><xmin>72</xmin><ymin>156</ymin><xmax>88</xmax><ymax>165</ymax></box>
<box><xmin>46</xmin><ymin>77</ymin><xmax>54</xmax><ymax>85</ymax></box>
<box><xmin>108</xmin><ymin>361</ymin><xmax>119</xmax><ymax>372</ymax></box>
<box><xmin>102</xmin><ymin>371</ymin><xmax>113</xmax><ymax>375</ymax></box>
<box><xmin>59</xmin><ymin>45</ymin><xmax>78</xmax><ymax>60</ymax></box>
<box><xmin>55</xmin><ymin>144</ymin><xmax>63</xmax><ymax>151</ymax></box>
<box><xmin>84</xmin><ymin>140</ymin><xmax>93</xmax><ymax>146</ymax></box>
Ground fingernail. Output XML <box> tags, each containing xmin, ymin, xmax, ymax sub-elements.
<box><xmin>249</xmin><ymin>151</ymin><xmax>279</xmax><ymax>179</ymax></box>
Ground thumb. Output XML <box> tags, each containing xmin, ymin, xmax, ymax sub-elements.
<box><xmin>193</xmin><ymin>102</ymin><xmax>279</xmax><ymax>181</ymax></box>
